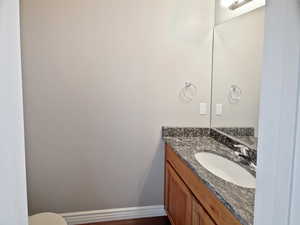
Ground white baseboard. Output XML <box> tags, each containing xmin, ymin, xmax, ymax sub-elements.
<box><xmin>60</xmin><ymin>205</ymin><xmax>166</xmax><ymax>225</ymax></box>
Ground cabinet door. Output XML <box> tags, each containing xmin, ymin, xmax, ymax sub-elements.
<box><xmin>192</xmin><ymin>198</ymin><xmax>216</xmax><ymax>225</ymax></box>
<box><xmin>165</xmin><ymin>163</ymin><xmax>192</xmax><ymax>225</ymax></box>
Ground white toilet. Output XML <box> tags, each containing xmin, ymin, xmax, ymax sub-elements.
<box><xmin>29</xmin><ymin>213</ymin><xmax>67</xmax><ymax>225</ymax></box>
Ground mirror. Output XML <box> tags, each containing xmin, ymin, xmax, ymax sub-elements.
<box><xmin>210</xmin><ymin>5</ymin><xmax>265</xmax><ymax>150</ymax></box>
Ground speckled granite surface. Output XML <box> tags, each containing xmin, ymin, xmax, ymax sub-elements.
<box><xmin>216</xmin><ymin>127</ymin><xmax>255</xmax><ymax>137</ymax></box>
<box><xmin>214</xmin><ymin>127</ymin><xmax>258</xmax><ymax>150</ymax></box>
<box><xmin>162</xmin><ymin>127</ymin><xmax>210</xmax><ymax>137</ymax></box>
<box><xmin>162</xmin><ymin>128</ymin><xmax>255</xmax><ymax>225</ymax></box>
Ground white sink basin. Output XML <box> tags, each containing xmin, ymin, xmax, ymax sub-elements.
<box><xmin>195</xmin><ymin>152</ymin><xmax>256</xmax><ymax>188</ymax></box>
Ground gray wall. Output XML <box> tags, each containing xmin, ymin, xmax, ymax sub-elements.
<box><xmin>21</xmin><ymin>0</ymin><xmax>214</xmax><ymax>214</ymax></box>
<box><xmin>0</xmin><ymin>0</ymin><xmax>28</xmax><ymax>224</ymax></box>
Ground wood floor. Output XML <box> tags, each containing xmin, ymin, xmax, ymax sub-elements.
<box><xmin>81</xmin><ymin>216</ymin><xmax>170</xmax><ymax>225</ymax></box>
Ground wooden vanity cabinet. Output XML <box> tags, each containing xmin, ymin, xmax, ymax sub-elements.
<box><xmin>165</xmin><ymin>162</ymin><xmax>215</xmax><ymax>225</ymax></box>
<box><xmin>165</xmin><ymin>163</ymin><xmax>192</xmax><ymax>225</ymax></box>
<box><xmin>165</xmin><ymin>144</ymin><xmax>241</xmax><ymax>225</ymax></box>
<box><xmin>192</xmin><ymin>198</ymin><xmax>216</xmax><ymax>225</ymax></box>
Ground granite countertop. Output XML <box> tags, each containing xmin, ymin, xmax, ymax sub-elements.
<box><xmin>163</xmin><ymin>135</ymin><xmax>255</xmax><ymax>225</ymax></box>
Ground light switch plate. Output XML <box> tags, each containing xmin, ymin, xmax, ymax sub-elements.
<box><xmin>216</xmin><ymin>104</ymin><xmax>223</xmax><ymax>116</ymax></box>
<box><xmin>200</xmin><ymin>103</ymin><xmax>207</xmax><ymax>115</ymax></box>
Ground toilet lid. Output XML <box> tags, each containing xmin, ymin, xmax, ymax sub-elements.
<box><xmin>29</xmin><ymin>213</ymin><xmax>67</xmax><ymax>225</ymax></box>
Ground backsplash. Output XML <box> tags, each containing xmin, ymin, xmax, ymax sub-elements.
<box><xmin>162</xmin><ymin>127</ymin><xmax>210</xmax><ymax>138</ymax></box>
<box><xmin>213</xmin><ymin>127</ymin><xmax>258</xmax><ymax>150</ymax></box>
<box><xmin>215</xmin><ymin>127</ymin><xmax>255</xmax><ymax>137</ymax></box>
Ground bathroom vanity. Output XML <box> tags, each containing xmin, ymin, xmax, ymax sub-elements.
<box><xmin>161</xmin><ymin>2</ymin><xmax>262</xmax><ymax>224</ymax></box>
<box><xmin>163</xmin><ymin>128</ymin><xmax>256</xmax><ymax>225</ymax></box>
<box><xmin>162</xmin><ymin>4</ymin><xmax>263</xmax><ymax>225</ymax></box>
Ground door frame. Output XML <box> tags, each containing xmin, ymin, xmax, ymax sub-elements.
<box><xmin>254</xmin><ymin>0</ymin><xmax>300</xmax><ymax>225</ymax></box>
<box><xmin>0</xmin><ymin>0</ymin><xmax>28</xmax><ymax>224</ymax></box>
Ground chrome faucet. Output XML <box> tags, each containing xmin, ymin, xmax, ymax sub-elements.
<box><xmin>249</xmin><ymin>162</ymin><xmax>257</xmax><ymax>170</ymax></box>
<box><xmin>234</xmin><ymin>144</ymin><xmax>256</xmax><ymax>170</ymax></box>
<box><xmin>234</xmin><ymin>144</ymin><xmax>250</xmax><ymax>157</ymax></box>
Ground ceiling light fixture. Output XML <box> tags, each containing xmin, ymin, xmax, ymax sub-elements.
<box><xmin>221</xmin><ymin>0</ymin><xmax>236</xmax><ymax>8</ymax></box>
<box><xmin>221</xmin><ymin>0</ymin><xmax>254</xmax><ymax>10</ymax></box>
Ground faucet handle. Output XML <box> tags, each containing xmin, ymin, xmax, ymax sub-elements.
<box><xmin>234</xmin><ymin>144</ymin><xmax>249</xmax><ymax>156</ymax></box>
<box><xmin>250</xmin><ymin>162</ymin><xmax>257</xmax><ymax>170</ymax></box>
